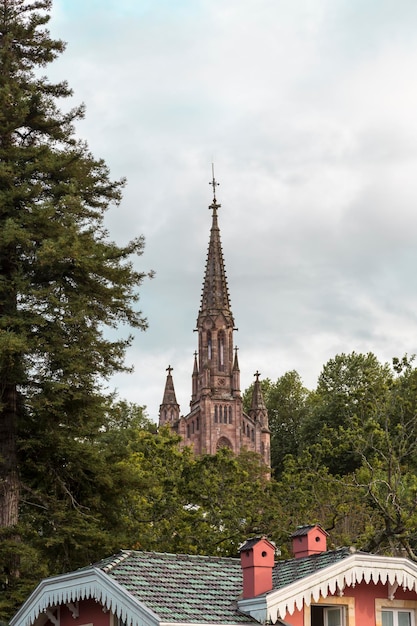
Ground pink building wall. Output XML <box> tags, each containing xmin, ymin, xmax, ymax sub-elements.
<box><xmin>284</xmin><ymin>608</ymin><xmax>304</xmax><ymax>626</ymax></box>
<box><xmin>281</xmin><ymin>580</ymin><xmax>417</xmax><ymax>626</ymax></box>
<box><xmin>52</xmin><ymin>599</ymin><xmax>111</xmax><ymax>626</ymax></box>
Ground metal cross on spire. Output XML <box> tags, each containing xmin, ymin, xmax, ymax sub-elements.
<box><xmin>209</xmin><ymin>163</ymin><xmax>220</xmax><ymax>205</ymax></box>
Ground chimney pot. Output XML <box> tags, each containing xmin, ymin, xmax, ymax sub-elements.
<box><xmin>290</xmin><ymin>524</ymin><xmax>328</xmax><ymax>558</ymax></box>
<box><xmin>239</xmin><ymin>537</ymin><xmax>275</xmax><ymax>598</ymax></box>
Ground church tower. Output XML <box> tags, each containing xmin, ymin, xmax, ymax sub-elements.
<box><xmin>159</xmin><ymin>173</ymin><xmax>270</xmax><ymax>468</ymax></box>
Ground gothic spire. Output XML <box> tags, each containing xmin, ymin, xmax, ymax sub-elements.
<box><xmin>198</xmin><ymin>169</ymin><xmax>234</xmax><ymax>325</ymax></box>
<box><xmin>161</xmin><ymin>365</ymin><xmax>178</xmax><ymax>405</ymax></box>
<box><xmin>249</xmin><ymin>371</ymin><xmax>269</xmax><ymax>429</ymax></box>
<box><xmin>233</xmin><ymin>346</ymin><xmax>240</xmax><ymax>372</ymax></box>
<box><xmin>158</xmin><ymin>365</ymin><xmax>180</xmax><ymax>426</ymax></box>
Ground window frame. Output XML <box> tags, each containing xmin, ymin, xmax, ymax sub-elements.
<box><xmin>305</xmin><ymin>597</ymin><xmax>353</xmax><ymax>626</ymax></box>
<box><xmin>310</xmin><ymin>604</ymin><xmax>345</xmax><ymax>626</ymax></box>
<box><xmin>381</xmin><ymin>608</ymin><xmax>415</xmax><ymax>626</ymax></box>
<box><xmin>376</xmin><ymin>599</ymin><xmax>417</xmax><ymax>626</ymax></box>
<box><xmin>326</xmin><ymin>606</ymin><xmax>345</xmax><ymax>626</ymax></box>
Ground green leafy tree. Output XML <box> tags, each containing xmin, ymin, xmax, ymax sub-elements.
<box><xmin>273</xmin><ymin>449</ymin><xmax>375</xmax><ymax>556</ymax></box>
<box><xmin>303</xmin><ymin>352</ymin><xmax>393</xmax><ymax>474</ymax></box>
<box><xmin>349</xmin><ymin>357</ymin><xmax>417</xmax><ymax>557</ymax></box>
<box><xmin>99</xmin><ymin>427</ymin><xmax>281</xmax><ymax>558</ymax></box>
<box><xmin>184</xmin><ymin>448</ymin><xmax>279</xmax><ymax>555</ymax></box>
<box><xmin>0</xmin><ymin>0</ymin><xmax>151</xmax><ymax>613</ymax></box>
<box><xmin>85</xmin><ymin>425</ymin><xmax>193</xmax><ymax>556</ymax></box>
<box><xmin>243</xmin><ymin>372</ymin><xmax>311</xmax><ymax>476</ymax></box>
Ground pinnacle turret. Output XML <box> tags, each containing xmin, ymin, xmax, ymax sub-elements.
<box><xmin>249</xmin><ymin>371</ymin><xmax>269</xmax><ymax>429</ymax></box>
<box><xmin>158</xmin><ymin>365</ymin><xmax>180</xmax><ymax>426</ymax></box>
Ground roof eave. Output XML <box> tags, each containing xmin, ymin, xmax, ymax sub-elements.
<box><xmin>11</xmin><ymin>567</ymin><xmax>161</xmax><ymax>626</ymax></box>
<box><xmin>159</xmin><ymin>622</ymin><xmax>259</xmax><ymax>626</ymax></box>
<box><xmin>237</xmin><ymin>595</ymin><xmax>268</xmax><ymax>624</ymax></box>
<box><xmin>262</xmin><ymin>553</ymin><xmax>417</xmax><ymax>622</ymax></box>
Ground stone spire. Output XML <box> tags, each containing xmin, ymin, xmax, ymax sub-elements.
<box><xmin>248</xmin><ymin>371</ymin><xmax>269</xmax><ymax>428</ymax></box>
<box><xmin>197</xmin><ymin>170</ymin><xmax>234</xmax><ymax>328</ymax></box>
<box><xmin>159</xmin><ymin>365</ymin><xmax>180</xmax><ymax>427</ymax></box>
<box><xmin>191</xmin><ymin>351</ymin><xmax>198</xmax><ymax>403</ymax></box>
<box><xmin>232</xmin><ymin>346</ymin><xmax>241</xmax><ymax>397</ymax></box>
<box><xmin>248</xmin><ymin>370</ymin><xmax>270</xmax><ymax>470</ymax></box>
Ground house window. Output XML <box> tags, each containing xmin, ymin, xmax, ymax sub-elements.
<box><xmin>311</xmin><ymin>605</ymin><xmax>345</xmax><ymax>626</ymax></box>
<box><xmin>382</xmin><ymin>610</ymin><xmax>414</xmax><ymax>626</ymax></box>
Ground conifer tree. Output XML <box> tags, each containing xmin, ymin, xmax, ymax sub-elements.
<box><xmin>0</xmin><ymin>0</ymin><xmax>150</xmax><ymax>595</ymax></box>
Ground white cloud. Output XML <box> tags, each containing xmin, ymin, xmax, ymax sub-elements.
<box><xmin>47</xmin><ymin>0</ymin><xmax>417</xmax><ymax>419</ymax></box>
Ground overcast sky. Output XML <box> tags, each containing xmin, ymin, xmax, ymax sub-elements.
<box><xmin>48</xmin><ymin>0</ymin><xmax>417</xmax><ymax>420</ymax></box>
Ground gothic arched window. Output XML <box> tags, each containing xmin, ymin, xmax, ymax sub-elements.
<box><xmin>216</xmin><ymin>436</ymin><xmax>233</xmax><ymax>451</ymax></box>
<box><xmin>218</xmin><ymin>331</ymin><xmax>225</xmax><ymax>371</ymax></box>
<box><xmin>207</xmin><ymin>331</ymin><xmax>212</xmax><ymax>360</ymax></box>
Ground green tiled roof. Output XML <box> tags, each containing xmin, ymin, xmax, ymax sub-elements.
<box><xmin>92</xmin><ymin>548</ymin><xmax>354</xmax><ymax>624</ymax></box>
<box><xmin>94</xmin><ymin>551</ymin><xmax>254</xmax><ymax>624</ymax></box>
<box><xmin>273</xmin><ymin>547</ymin><xmax>353</xmax><ymax>589</ymax></box>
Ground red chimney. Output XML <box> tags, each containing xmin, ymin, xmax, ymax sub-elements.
<box><xmin>291</xmin><ymin>524</ymin><xmax>328</xmax><ymax>558</ymax></box>
<box><xmin>239</xmin><ymin>537</ymin><xmax>276</xmax><ymax>599</ymax></box>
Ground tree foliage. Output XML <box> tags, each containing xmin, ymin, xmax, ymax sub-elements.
<box><xmin>243</xmin><ymin>372</ymin><xmax>311</xmax><ymax>476</ymax></box>
<box><xmin>0</xmin><ymin>0</ymin><xmax>151</xmax><ymax>613</ymax></box>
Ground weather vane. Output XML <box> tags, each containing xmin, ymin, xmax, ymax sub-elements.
<box><xmin>209</xmin><ymin>162</ymin><xmax>219</xmax><ymax>205</ymax></box>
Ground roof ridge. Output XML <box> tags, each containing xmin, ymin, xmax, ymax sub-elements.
<box><xmin>128</xmin><ymin>549</ymin><xmax>241</xmax><ymax>562</ymax></box>
<box><xmin>99</xmin><ymin>550</ymin><xmax>132</xmax><ymax>573</ymax></box>
<box><xmin>276</xmin><ymin>546</ymin><xmax>352</xmax><ymax>565</ymax></box>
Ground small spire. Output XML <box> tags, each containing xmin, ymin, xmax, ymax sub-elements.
<box><xmin>233</xmin><ymin>346</ymin><xmax>240</xmax><ymax>371</ymax></box>
<box><xmin>159</xmin><ymin>364</ymin><xmax>180</xmax><ymax>427</ymax></box>
<box><xmin>193</xmin><ymin>351</ymin><xmax>199</xmax><ymax>374</ymax></box>
<box><xmin>251</xmin><ymin>371</ymin><xmax>266</xmax><ymax>411</ymax></box>
<box><xmin>161</xmin><ymin>365</ymin><xmax>178</xmax><ymax>406</ymax></box>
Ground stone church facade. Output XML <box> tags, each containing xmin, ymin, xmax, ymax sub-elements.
<box><xmin>158</xmin><ymin>177</ymin><xmax>270</xmax><ymax>468</ymax></box>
